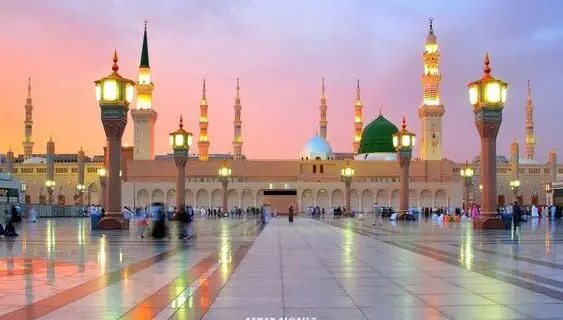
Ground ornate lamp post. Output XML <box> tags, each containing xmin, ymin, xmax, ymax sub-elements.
<box><xmin>97</xmin><ymin>168</ymin><xmax>107</xmax><ymax>208</ymax></box>
<box><xmin>170</xmin><ymin>116</ymin><xmax>193</xmax><ymax>214</ymax></box>
<box><xmin>392</xmin><ymin>116</ymin><xmax>415</xmax><ymax>218</ymax></box>
<box><xmin>460</xmin><ymin>161</ymin><xmax>474</xmax><ymax>211</ymax></box>
<box><xmin>45</xmin><ymin>180</ymin><xmax>56</xmax><ymax>205</ymax></box>
<box><xmin>510</xmin><ymin>179</ymin><xmax>520</xmax><ymax>202</ymax></box>
<box><xmin>340</xmin><ymin>160</ymin><xmax>355</xmax><ymax>216</ymax></box>
<box><xmin>76</xmin><ymin>184</ymin><xmax>86</xmax><ymax>205</ymax></box>
<box><xmin>218</xmin><ymin>160</ymin><xmax>232</xmax><ymax>214</ymax></box>
<box><xmin>94</xmin><ymin>51</ymin><xmax>135</xmax><ymax>229</ymax></box>
<box><xmin>468</xmin><ymin>53</ymin><xmax>508</xmax><ymax>229</ymax></box>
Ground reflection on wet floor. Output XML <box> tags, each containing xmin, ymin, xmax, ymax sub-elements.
<box><xmin>1</xmin><ymin>216</ymin><xmax>563</xmax><ymax>319</ymax></box>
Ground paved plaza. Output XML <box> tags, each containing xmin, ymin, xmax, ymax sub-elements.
<box><xmin>0</xmin><ymin>217</ymin><xmax>563</xmax><ymax>319</ymax></box>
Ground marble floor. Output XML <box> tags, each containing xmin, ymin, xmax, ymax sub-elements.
<box><xmin>0</xmin><ymin>216</ymin><xmax>563</xmax><ymax>319</ymax></box>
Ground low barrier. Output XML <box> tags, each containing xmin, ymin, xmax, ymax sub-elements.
<box><xmin>0</xmin><ymin>203</ymin><xmax>87</xmax><ymax>219</ymax></box>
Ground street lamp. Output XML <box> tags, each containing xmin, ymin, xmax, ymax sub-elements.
<box><xmin>76</xmin><ymin>184</ymin><xmax>87</xmax><ymax>205</ymax></box>
<box><xmin>460</xmin><ymin>161</ymin><xmax>474</xmax><ymax>211</ymax></box>
<box><xmin>340</xmin><ymin>160</ymin><xmax>355</xmax><ymax>216</ymax></box>
<box><xmin>510</xmin><ymin>179</ymin><xmax>520</xmax><ymax>202</ymax></box>
<box><xmin>218</xmin><ymin>159</ymin><xmax>232</xmax><ymax>214</ymax></box>
<box><xmin>94</xmin><ymin>51</ymin><xmax>135</xmax><ymax>229</ymax></box>
<box><xmin>392</xmin><ymin>116</ymin><xmax>415</xmax><ymax>218</ymax></box>
<box><xmin>45</xmin><ymin>179</ymin><xmax>56</xmax><ymax>205</ymax></box>
<box><xmin>468</xmin><ymin>53</ymin><xmax>508</xmax><ymax>229</ymax></box>
<box><xmin>170</xmin><ymin>115</ymin><xmax>193</xmax><ymax>215</ymax></box>
<box><xmin>97</xmin><ymin>168</ymin><xmax>107</xmax><ymax>209</ymax></box>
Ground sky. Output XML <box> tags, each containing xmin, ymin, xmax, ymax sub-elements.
<box><xmin>1</xmin><ymin>0</ymin><xmax>563</xmax><ymax>162</ymax></box>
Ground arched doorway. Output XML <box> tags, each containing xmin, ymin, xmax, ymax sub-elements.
<box><xmin>331</xmin><ymin>189</ymin><xmax>344</xmax><ymax>208</ymax></box>
<box><xmin>302</xmin><ymin>189</ymin><xmax>314</xmax><ymax>209</ymax></box>
<box><xmin>349</xmin><ymin>190</ymin><xmax>359</xmax><ymax>211</ymax></box>
<box><xmin>420</xmin><ymin>189</ymin><xmax>432</xmax><ymax>208</ymax></box>
<box><xmin>435</xmin><ymin>189</ymin><xmax>447</xmax><ymax>208</ymax></box>
<box><xmin>361</xmin><ymin>190</ymin><xmax>374</xmax><ymax>212</ymax></box>
<box><xmin>211</xmin><ymin>189</ymin><xmax>222</xmax><ymax>207</ymax></box>
<box><xmin>376</xmin><ymin>189</ymin><xmax>389</xmax><ymax>206</ymax></box>
<box><xmin>317</xmin><ymin>189</ymin><xmax>329</xmax><ymax>210</ymax></box>
<box><xmin>241</xmin><ymin>189</ymin><xmax>254</xmax><ymax>209</ymax></box>
<box><xmin>391</xmin><ymin>189</ymin><xmax>400</xmax><ymax>209</ymax></box>
<box><xmin>196</xmin><ymin>189</ymin><xmax>209</xmax><ymax>207</ymax></box>
<box><xmin>185</xmin><ymin>190</ymin><xmax>194</xmax><ymax>206</ymax></box>
<box><xmin>152</xmin><ymin>189</ymin><xmax>164</xmax><ymax>203</ymax></box>
<box><xmin>137</xmin><ymin>189</ymin><xmax>150</xmax><ymax>207</ymax></box>
<box><xmin>227</xmin><ymin>189</ymin><xmax>239</xmax><ymax>209</ymax></box>
<box><xmin>409</xmin><ymin>189</ymin><xmax>418</xmax><ymax>208</ymax></box>
<box><xmin>166</xmin><ymin>189</ymin><xmax>176</xmax><ymax>208</ymax></box>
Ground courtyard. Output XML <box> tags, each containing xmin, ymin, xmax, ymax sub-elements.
<box><xmin>0</xmin><ymin>217</ymin><xmax>562</xmax><ymax>319</ymax></box>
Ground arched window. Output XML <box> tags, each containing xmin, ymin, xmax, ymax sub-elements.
<box><xmin>313</xmin><ymin>165</ymin><xmax>317</xmax><ymax>174</ymax></box>
<box><xmin>320</xmin><ymin>165</ymin><xmax>324</xmax><ymax>174</ymax></box>
<box><xmin>315</xmin><ymin>156</ymin><xmax>321</xmax><ymax>160</ymax></box>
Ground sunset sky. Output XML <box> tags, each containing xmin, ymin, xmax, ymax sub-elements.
<box><xmin>1</xmin><ymin>0</ymin><xmax>563</xmax><ymax>161</ymax></box>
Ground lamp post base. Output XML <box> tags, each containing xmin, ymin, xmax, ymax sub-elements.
<box><xmin>97</xmin><ymin>214</ymin><xmax>127</xmax><ymax>230</ymax></box>
<box><xmin>473</xmin><ymin>214</ymin><xmax>504</xmax><ymax>229</ymax></box>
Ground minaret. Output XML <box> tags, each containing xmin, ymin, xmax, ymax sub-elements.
<box><xmin>418</xmin><ymin>18</ymin><xmax>445</xmax><ymax>161</ymax></box>
<box><xmin>525</xmin><ymin>79</ymin><xmax>536</xmax><ymax>160</ymax></box>
<box><xmin>46</xmin><ymin>136</ymin><xmax>55</xmax><ymax>181</ymax></box>
<box><xmin>353</xmin><ymin>79</ymin><xmax>363</xmax><ymax>154</ymax></box>
<box><xmin>198</xmin><ymin>79</ymin><xmax>210</xmax><ymax>161</ymax></box>
<box><xmin>319</xmin><ymin>78</ymin><xmax>328</xmax><ymax>140</ymax></box>
<box><xmin>131</xmin><ymin>20</ymin><xmax>158</xmax><ymax>160</ymax></box>
<box><xmin>6</xmin><ymin>148</ymin><xmax>14</xmax><ymax>174</ymax></box>
<box><xmin>510</xmin><ymin>138</ymin><xmax>519</xmax><ymax>181</ymax></box>
<box><xmin>549</xmin><ymin>149</ymin><xmax>557</xmax><ymax>182</ymax></box>
<box><xmin>232</xmin><ymin>78</ymin><xmax>243</xmax><ymax>160</ymax></box>
<box><xmin>23</xmin><ymin>77</ymin><xmax>34</xmax><ymax>159</ymax></box>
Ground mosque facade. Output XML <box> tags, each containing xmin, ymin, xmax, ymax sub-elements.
<box><xmin>1</xmin><ymin>20</ymin><xmax>560</xmax><ymax>211</ymax></box>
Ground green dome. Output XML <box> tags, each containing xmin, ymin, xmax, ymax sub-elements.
<box><xmin>358</xmin><ymin>115</ymin><xmax>398</xmax><ymax>154</ymax></box>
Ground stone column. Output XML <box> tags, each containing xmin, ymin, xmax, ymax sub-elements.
<box><xmin>99</xmin><ymin>173</ymin><xmax>107</xmax><ymax>208</ymax></box>
<box><xmin>77</xmin><ymin>148</ymin><xmax>85</xmax><ymax>205</ymax></box>
<box><xmin>175</xmin><ymin>157</ymin><xmax>187</xmax><ymax>214</ymax></box>
<box><xmin>474</xmin><ymin>115</ymin><xmax>504</xmax><ymax>229</ymax></box>
<box><xmin>399</xmin><ymin>157</ymin><xmax>410</xmax><ymax>214</ymax></box>
<box><xmin>221</xmin><ymin>179</ymin><xmax>229</xmax><ymax>213</ymax></box>
<box><xmin>344</xmin><ymin>179</ymin><xmax>351</xmax><ymax>215</ymax></box>
<box><xmin>46</xmin><ymin>138</ymin><xmax>55</xmax><ymax>205</ymax></box>
<box><xmin>549</xmin><ymin>149</ymin><xmax>557</xmax><ymax>182</ymax></box>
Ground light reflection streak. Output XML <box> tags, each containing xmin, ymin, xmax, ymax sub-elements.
<box><xmin>97</xmin><ymin>237</ymin><xmax>107</xmax><ymax>273</ymax></box>
<box><xmin>459</xmin><ymin>225</ymin><xmax>473</xmax><ymax>270</ymax></box>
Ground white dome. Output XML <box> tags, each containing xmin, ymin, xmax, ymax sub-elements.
<box><xmin>22</xmin><ymin>157</ymin><xmax>47</xmax><ymax>164</ymax></box>
<box><xmin>300</xmin><ymin>135</ymin><xmax>333</xmax><ymax>160</ymax></box>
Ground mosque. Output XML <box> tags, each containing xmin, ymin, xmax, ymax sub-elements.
<box><xmin>1</xmin><ymin>20</ymin><xmax>560</xmax><ymax>212</ymax></box>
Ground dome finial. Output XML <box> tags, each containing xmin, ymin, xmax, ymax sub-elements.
<box><xmin>27</xmin><ymin>77</ymin><xmax>31</xmax><ymax>97</ymax></box>
<box><xmin>483</xmin><ymin>52</ymin><xmax>491</xmax><ymax>77</ymax></box>
<box><xmin>112</xmin><ymin>50</ymin><xmax>119</xmax><ymax>73</ymax></box>
<box><xmin>179</xmin><ymin>115</ymin><xmax>184</xmax><ymax>129</ymax></box>
<box><xmin>144</xmin><ymin>19</ymin><xmax>148</xmax><ymax>30</ymax></box>
<box><xmin>202</xmin><ymin>78</ymin><xmax>207</xmax><ymax>99</ymax></box>
<box><xmin>236</xmin><ymin>77</ymin><xmax>240</xmax><ymax>99</ymax></box>
<box><xmin>379</xmin><ymin>106</ymin><xmax>382</xmax><ymax>116</ymax></box>
<box><xmin>321</xmin><ymin>78</ymin><xmax>326</xmax><ymax>98</ymax></box>
<box><xmin>429</xmin><ymin>17</ymin><xmax>434</xmax><ymax>35</ymax></box>
<box><xmin>402</xmin><ymin>115</ymin><xmax>407</xmax><ymax>131</ymax></box>
<box><xmin>527</xmin><ymin>79</ymin><xmax>532</xmax><ymax>100</ymax></box>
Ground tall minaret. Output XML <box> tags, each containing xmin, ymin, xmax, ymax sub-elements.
<box><xmin>525</xmin><ymin>79</ymin><xmax>536</xmax><ymax>160</ymax></box>
<box><xmin>418</xmin><ymin>18</ymin><xmax>445</xmax><ymax>161</ymax></box>
<box><xmin>23</xmin><ymin>77</ymin><xmax>34</xmax><ymax>159</ymax></box>
<box><xmin>232</xmin><ymin>78</ymin><xmax>243</xmax><ymax>160</ymax></box>
<box><xmin>131</xmin><ymin>20</ymin><xmax>158</xmax><ymax>160</ymax></box>
<box><xmin>510</xmin><ymin>138</ymin><xmax>519</xmax><ymax>181</ymax></box>
<box><xmin>353</xmin><ymin>80</ymin><xmax>363</xmax><ymax>154</ymax></box>
<box><xmin>77</xmin><ymin>147</ymin><xmax>85</xmax><ymax>187</ymax></box>
<box><xmin>319</xmin><ymin>78</ymin><xmax>328</xmax><ymax>140</ymax></box>
<box><xmin>198</xmin><ymin>79</ymin><xmax>210</xmax><ymax>161</ymax></box>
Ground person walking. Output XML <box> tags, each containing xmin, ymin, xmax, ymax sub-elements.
<box><xmin>513</xmin><ymin>201</ymin><xmax>522</xmax><ymax>229</ymax></box>
<box><xmin>288</xmin><ymin>204</ymin><xmax>294</xmax><ymax>223</ymax></box>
